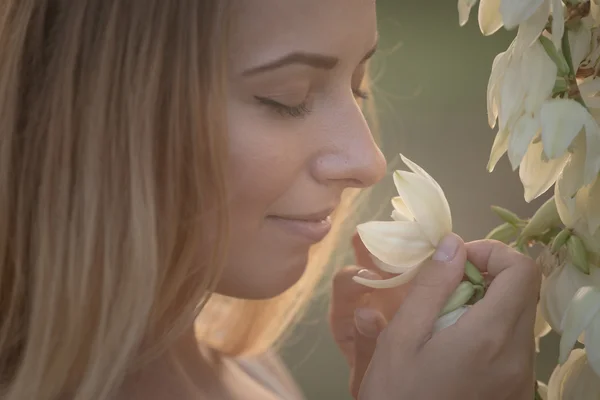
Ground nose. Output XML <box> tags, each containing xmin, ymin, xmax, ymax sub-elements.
<box><xmin>311</xmin><ymin>99</ymin><xmax>387</xmax><ymax>189</ymax></box>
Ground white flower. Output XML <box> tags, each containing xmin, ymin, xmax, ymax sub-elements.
<box><xmin>486</xmin><ymin>39</ymin><xmax>556</xmax><ymax>137</ymax></box>
<box><xmin>458</xmin><ymin>0</ymin><xmax>564</xmax><ymax>47</ymax></box>
<box><xmin>539</xmin><ymin>261</ymin><xmax>600</xmax><ymax>333</ymax></box>
<box><xmin>353</xmin><ymin>155</ymin><xmax>452</xmax><ymax>289</ymax></box>
<box><xmin>492</xmin><ymin>96</ymin><xmax>600</xmax><ymax>202</ymax></box>
<box><xmin>588</xmin><ymin>177</ymin><xmax>600</xmax><ymax>236</ymax></box>
<box><xmin>559</xmin><ymin>286</ymin><xmax>600</xmax><ymax>376</ymax></box>
<box><xmin>486</xmin><ymin>42</ymin><xmax>563</xmax><ymax>202</ymax></box>
<box><xmin>537</xmin><ymin>381</ymin><xmax>548</xmax><ymax>400</ymax></box>
<box><xmin>545</xmin><ymin>99</ymin><xmax>600</xmax><ymax>194</ymax></box>
<box><xmin>556</xmin><ymin>177</ymin><xmax>600</xmax><ymax>250</ymax></box>
<box><xmin>518</xmin><ymin>136</ymin><xmax>570</xmax><ymax>202</ymax></box>
<box><xmin>535</xmin><ymin>300</ymin><xmax>552</xmax><ymax>352</ymax></box>
<box><xmin>547</xmin><ymin>349</ymin><xmax>600</xmax><ymax>400</ymax></box>
<box><xmin>568</xmin><ymin>22</ymin><xmax>593</xmax><ymax>73</ymax></box>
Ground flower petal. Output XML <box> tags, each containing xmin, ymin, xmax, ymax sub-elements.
<box><xmin>393</xmin><ymin>171</ymin><xmax>452</xmax><ymax>245</ymax></box>
<box><xmin>537</xmin><ymin>381</ymin><xmax>548</xmax><ymax>400</ymax></box>
<box><xmin>519</xmin><ymin>139</ymin><xmax>569</xmax><ymax>202</ymax></box>
<box><xmin>478</xmin><ymin>0</ymin><xmax>504</xmax><ymax>35</ymax></box>
<box><xmin>555</xmin><ymin>172</ymin><xmax>584</xmax><ymax>228</ymax></box>
<box><xmin>487</xmin><ymin>50</ymin><xmax>510</xmax><ymax>128</ymax></box>
<box><xmin>488</xmin><ymin>128</ymin><xmax>510</xmax><ymax>172</ymax></box>
<box><xmin>514</xmin><ymin>0</ymin><xmax>551</xmax><ymax>50</ymax></box>
<box><xmin>500</xmin><ymin>0</ymin><xmax>545</xmax><ymax>30</ymax></box>
<box><xmin>559</xmin><ymin>286</ymin><xmax>600</xmax><ymax>365</ymax></box>
<box><xmin>583</xmin><ymin>313</ymin><xmax>600</xmax><ymax>377</ymax></box>
<box><xmin>535</xmin><ymin>300</ymin><xmax>552</xmax><ymax>339</ymax></box>
<box><xmin>399</xmin><ymin>154</ymin><xmax>451</xmax><ymax>224</ymax></box>
<box><xmin>498</xmin><ymin>55</ymin><xmax>526</xmax><ymax>133</ymax></box>
<box><xmin>540</xmin><ymin>99</ymin><xmax>588</xmax><ymax>160</ymax></box>
<box><xmin>540</xmin><ymin>262</ymin><xmax>592</xmax><ymax>332</ymax></box>
<box><xmin>587</xmin><ymin>178</ymin><xmax>600</xmax><ymax>235</ymax></box>
<box><xmin>557</xmin><ymin>137</ymin><xmax>586</xmax><ymax>198</ymax></box>
<box><xmin>551</xmin><ymin>0</ymin><xmax>564</xmax><ymax>49</ymax></box>
<box><xmin>569</xmin><ymin>25</ymin><xmax>592</xmax><ymax>72</ymax></box>
<box><xmin>356</xmin><ymin>221</ymin><xmax>434</xmax><ymax>271</ymax></box>
<box><xmin>458</xmin><ymin>0</ymin><xmax>479</xmax><ymax>26</ymax></box>
<box><xmin>353</xmin><ymin>265</ymin><xmax>421</xmax><ymax>289</ymax></box>
<box><xmin>584</xmin><ymin>115</ymin><xmax>600</xmax><ymax>186</ymax></box>
<box><xmin>391</xmin><ymin>196</ymin><xmax>414</xmax><ymax>221</ymax></box>
<box><xmin>547</xmin><ymin>348</ymin><xmax>600</xmax><ymax>399</ymax></box>
<box><xmin>522</xmin><ymin>42</ymin><xmax>557</xmax><ymax>113</ymax></box>
<box><xmin>508</xmin><ymin>113</ymin><xmax>539</xmax><ymax>170</ymax></box>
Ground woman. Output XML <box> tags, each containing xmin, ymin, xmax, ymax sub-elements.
<box><xmin>0</xmin><ymin>0</ymin><xmax>540</xmax><ymax>399</ymax></box>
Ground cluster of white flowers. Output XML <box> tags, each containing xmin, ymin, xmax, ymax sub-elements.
<box><xmin>456</xmin><ymin>0</ymin><xmax>600</xmax><ymax>398</ymax></box>
<box><xmin>354</xmin><ymin>1</ymin><xmax>600</xmax><ymax>398</ymax></box>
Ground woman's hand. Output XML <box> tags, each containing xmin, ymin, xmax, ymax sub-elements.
<box><xmin>358</xmin><ymin>234</ymin><xmax>540</xmax><ymax>400</ymax></box>
<box><xmin>329</xmin><ymin>234</ymin><xmax>410</xmax><ymax>398</ymax></box>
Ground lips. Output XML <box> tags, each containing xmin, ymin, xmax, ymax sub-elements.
<box><xmin>267</xmin><ymin>209</ymin><xmax>334</xmax><ymax>243</ymax></box>
<box><xmin>273</xmin><ymin>208</ymin><xmax>335</xmax><ymax>223</ymax></box>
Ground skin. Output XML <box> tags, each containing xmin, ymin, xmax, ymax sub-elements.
<box><xmin>118</xmin><ymin>0</ymin><xmax>542</xmax><ymax>398</ymax></box>
<box><xmin>217</xmin><ymin>0</ymin><xmax>384</xmax><ymax>299</ymax></box>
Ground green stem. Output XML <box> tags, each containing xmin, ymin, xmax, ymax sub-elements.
<box><xmin>561</xmin><ymin>28</ymin><xmax>575</xmax><ymax>78</ymax></box>
<box><xmin>561</xmin><ymin>24</ymin><xmax>588</xmax><ymax>109</ymax></box>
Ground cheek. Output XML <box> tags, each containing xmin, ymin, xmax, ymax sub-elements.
<box><xmin>226</xmin><ymin>102</ymin><xmax>305</xmax><ymax>228</ymax></box>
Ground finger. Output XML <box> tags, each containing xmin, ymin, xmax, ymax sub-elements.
<box><xmin>461</xmin><ymin>243</ymin><xmax>541</xmax><ymax>330</ymax></box>
<box><xmin>329</xmin><ymin>267</ymin><xmax>381</xmax><ymax>359</ymax></box>
<box><xmin>386</xmin><ymin>233</ymin><xmax>466</xmax><ymax>348</ymax></box>
<box><xmin>354</xmin><ymin>228</ymin><xmax>412</xmax><ymax>319</ymax></box>
<box><xmin>350</xmin><ymin>308</ymin><xmax>386</xmax><ymax>399</ymax></box>
<box><xmin>466</xmin><ymin>239</ymin><xmax>530</xmax><ymax>277</ymax></box>
<box><xmin>330</xmin><ymin>266</ymin><xmax>381</xmax><ymax>320</ymax></box>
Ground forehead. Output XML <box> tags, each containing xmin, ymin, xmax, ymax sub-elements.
<box><xmin>229</xmin><ymin>0</ymin><xmax>378</xmax><ymax>69</ymax></box>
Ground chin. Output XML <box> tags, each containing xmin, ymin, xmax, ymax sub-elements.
<box><xmin>216</xmin><ymin>251</ymin><xmax>309</xmax><ymax>300</ymax></box>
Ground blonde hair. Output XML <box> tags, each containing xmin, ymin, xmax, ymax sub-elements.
<box><xmin>0</xmin><ymin>1</ymin><xmax>376</xmax><ymax>399</ymax></box>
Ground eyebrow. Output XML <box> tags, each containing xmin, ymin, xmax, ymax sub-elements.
<box><xmin>242</xmin><ymin>42</ymin><xmax>378</xmax><ymax>76</ymax></box>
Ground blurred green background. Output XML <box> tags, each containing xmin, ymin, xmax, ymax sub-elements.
<box><xmin>279</xmin><ymin>1</ymin><xmax>560</xmax><ymax>399</ymax></box>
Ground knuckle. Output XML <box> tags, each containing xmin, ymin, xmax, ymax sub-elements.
<box><xmin>484</xmin><ymin>238</ymin><xmax>505</xmax><ymax>248</ymax></box>
<box><xmin>516</xmin><ymin>257</ymin><xmax>542</xmax><ymax>288</ymax></box>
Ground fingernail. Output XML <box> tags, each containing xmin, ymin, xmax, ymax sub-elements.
<box><xmin>357</xmin><ymin>268</ymin><xmax>381</xmax><ymax>280</ymax></box>
<box><xmin>432</xmin><ymin>234</ymin><xmax>460</xmax><ymax>262</ymax></box>
<box><xmin>354</xmin><ymin>308</ymin><xmax>380</xmax><ymax>338</ymax></box>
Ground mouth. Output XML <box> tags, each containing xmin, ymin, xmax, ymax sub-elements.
<box><xmin>267</xmin><ymin>209</ymin><xmax>334</xmax><ymax>243</ymax></box>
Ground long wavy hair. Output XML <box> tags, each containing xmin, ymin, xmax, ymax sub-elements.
<box><xmin>0</xmin><ymin>1</ymin><xmax>375</xmax><ymax>399</ymax></box>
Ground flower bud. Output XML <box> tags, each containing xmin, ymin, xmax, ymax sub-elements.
<box><xmin>464</xmin><ymin>260</ymin><xmax>485</xmax><ymax>286</ymax></box>
<box><xmin>551</xmin><ymin>229</ymin><xmax>572</xmax><ymax>254</ymax></box>
<box><xmin>440</xmin><ymin>281</ymin><xmax>475</xmax><ymax>316</ymax></box>
<box><xmin>485</xmin><ymin>222</ymin><xmax>518</xmax><ymax>243</ymax></box>
<box><xmin>491</xmin><ymin>205</ymin><xmax>523</xmax><ymax>226</ymax></box>
<box><xmin>520</xmin><ymin>196</ymin><xmax>562</xmax><ymax>240</ymax></box>
<box><xmin>567</xmin><ymin>235</ymin><xmax>590</xmax><ymax>274</ymax></box>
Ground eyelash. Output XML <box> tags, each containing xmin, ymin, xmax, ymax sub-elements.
<box><xmin>255</xmin><ymin>88</ymin><xmax>370</xmax><ymax>118</ymax></box>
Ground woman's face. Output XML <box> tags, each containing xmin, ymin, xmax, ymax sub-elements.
<box><xmin>218</xmin><ymin>0</ymin><xmax>385</xmax><ymax>299</ymax></box>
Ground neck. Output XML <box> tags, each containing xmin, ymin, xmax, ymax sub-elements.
<box><xmin>116</xmin><ymin>326</ymin><xmax>222</xmax><ymax>400</ymax></box>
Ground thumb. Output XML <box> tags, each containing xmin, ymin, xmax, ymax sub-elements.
<box><xmin>350</xmin><ymin>308</ymin><xmax>386</xmax><ymax>399</ymax></box>
<box><xmin>387</xmin><ymin>233</ymin><xmax>466</xmax><ymax>347</ymax></box>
